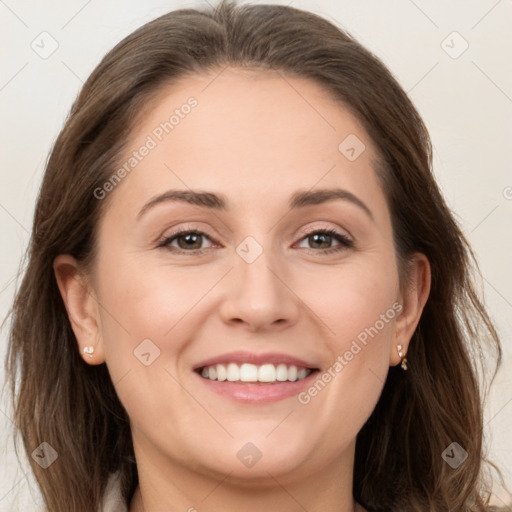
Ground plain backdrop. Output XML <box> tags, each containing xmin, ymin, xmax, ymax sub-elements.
<box><xmin>0</xmin><ymin>0</ymin><xmax>511</xmax><ymax>509</ymax></box>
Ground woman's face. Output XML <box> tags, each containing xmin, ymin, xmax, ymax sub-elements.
<box><xmin>84</xmin><ymin>68</ymin><xmax>416</xmax><ymax>483</ymax></box>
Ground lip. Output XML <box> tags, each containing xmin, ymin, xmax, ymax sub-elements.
<box><xmin>192</xmin><ymin>350</ymin><xmax>319</xmax><ymax>371</ymax></box>
<box><xmin>193</xmin><ymin>368</ymin><xmax>320</xmax><ymax>404</ymax></box>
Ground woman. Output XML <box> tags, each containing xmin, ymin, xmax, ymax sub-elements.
<box><xmin>4</xmin><ymin>1</ymin><xmax>507</xmax><ymax>511</ymax></box>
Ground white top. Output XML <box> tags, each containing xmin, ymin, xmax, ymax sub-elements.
<box><xmin>99</xmin><ymin>471</ymin><xmax>129</xmax><ymax>512</ymax></box>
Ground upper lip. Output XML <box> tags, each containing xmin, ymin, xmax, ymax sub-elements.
<box><xmin>193</xmin><ymin>350</ymin><xmax>319</xmax><ymax>371</ymax></box>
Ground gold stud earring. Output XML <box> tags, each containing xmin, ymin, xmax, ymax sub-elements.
<box><xmin>397</xmin><ymin>344</ymin><xmax>408</xmax><ymax>371</ymax></box>
<box><xmin>83</xmin><ymin>346</ymin><xmax>95</xmax><ymax>359</ymax></box>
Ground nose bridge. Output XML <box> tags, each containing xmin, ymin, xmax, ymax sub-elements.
<box><xmin>219</xmin><ymin>232</ymin><xmax>299</xmax><ymax>330</ymax></box>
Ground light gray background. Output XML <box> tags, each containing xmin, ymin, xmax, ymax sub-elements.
<box><xmin>1</xmin><ymin>0</ymin><xmax>511</xmax><ymax>509</ymax></box>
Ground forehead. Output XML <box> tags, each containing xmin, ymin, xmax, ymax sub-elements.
<box><xmin>104</xmin><ymin>67</ymin><xmax>387</xmax><ymax>220</ymax></box>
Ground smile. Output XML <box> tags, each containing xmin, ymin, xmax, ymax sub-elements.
<box><xmin>197</xmin><ymin>362</ymin><xmax>315</xmax><ymax>383</ymax></box>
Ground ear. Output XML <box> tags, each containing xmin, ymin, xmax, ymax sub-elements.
<box><xmin>53</xmin><ymin>254</ymin><xmax>105</xmax><ymax>365</ymax></box>
<box><xmin>390</xmin><ymin>252</ymin><xmax>431</xmax><ymax>366</ymax></box>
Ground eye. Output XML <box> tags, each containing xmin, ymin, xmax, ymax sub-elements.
<box><xmin>296</xmin><ymin>228</ymin><xmax>354</xmax><ymax>254</ymax></box>
<box><xmin>157</xmin><ymin>229</ymin><xmax>215</xmax><ymax>254</ymax></box>
<box><xmin>158</xmin><ymin>227</ymin><xmax>353</xmax><ymax>255</ymax></box>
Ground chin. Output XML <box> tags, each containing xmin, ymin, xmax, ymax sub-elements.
<box><xmin>190</xmin><ymin>439</ymin><xmax>318</xmax><ymax>484</ymax></box>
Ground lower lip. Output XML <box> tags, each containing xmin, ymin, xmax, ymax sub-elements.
<box><xmin>194</xmin><ymin>369</ymin><xmax>320</xmax><ymax>404</ymax></box>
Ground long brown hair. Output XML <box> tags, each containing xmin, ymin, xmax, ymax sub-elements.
<box><xmin>3</xmin><ymin>1</ymin><xmax>506</xmax><ymax>510</ymax></box>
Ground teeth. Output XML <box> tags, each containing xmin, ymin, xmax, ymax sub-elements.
<box><xmin>297</xmin><ymin>368</ymin><xmax>308</xmax><ymax>380</ymax></box>
<box><xmin>258</xmin><ymin>364</ymin><xmax>275</xmax><ymax>382</ymax></box>
<box><xmin>227</xmin><ymin>363</ymin><xmax>240</xmax><ymax>381</ymax></box>
<box><xmin>216</xmin><ymin>364</ymin><xmax>227</xmax><ymax>381</ymax></box>
<box><xmin>199</xmin><ymin>363</ymin><xmax>313</xmax><ymax>383</ymax></box>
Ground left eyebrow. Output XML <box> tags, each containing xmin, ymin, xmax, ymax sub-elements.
<box><xmin>289</xmin><ymin>188</ymin><xmax>374</xmax><ymax>221</ymax></box>
<box><xmin>136</xmin><ymin>187</ymin><xmax>374</xmax><ymax>221</ymax></box>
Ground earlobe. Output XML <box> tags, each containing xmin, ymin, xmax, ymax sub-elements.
<box><xmin>53</xmin><ymin>254</ymin><xmax>105</xmax><ymax>365</ymax></box>
<box><xmin>390</xmin><ymin>253</ymin><xmax>431</xmax><ymax>367</ymax></box>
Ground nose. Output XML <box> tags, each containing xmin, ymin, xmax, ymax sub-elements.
<box><xmin>218</xmin><ymin>242</ymin><xmax>300</xmax><ymax>333</ymax></box>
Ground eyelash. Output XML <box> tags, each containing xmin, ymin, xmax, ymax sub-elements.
<box><xmin>157</xmin><ymin>227</ymin><xmax>354</xmax><ymax>255</ymax></box>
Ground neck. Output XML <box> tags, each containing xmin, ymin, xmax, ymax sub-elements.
<box><xmin>128</xmin><ymin>437</ymin><xmax>364</xmax><ymax>512</ymax></box>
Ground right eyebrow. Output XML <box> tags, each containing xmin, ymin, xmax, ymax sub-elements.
<box><xmin>137</xmin><ymin>189</ymin><xmax>227</xmax><ymax>220</ymax></box>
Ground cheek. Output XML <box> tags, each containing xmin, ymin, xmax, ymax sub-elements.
<box><xmin>96</xmin><ymin>255</ymin><xmax>213</xmax><ymax>342</ymax></box>
<box><xmin>91</xmin><ymin>260</ymin><xmax>188</xmax><ymax>400</ymax></box>
<box><xmin>93</xmin><ymin>258</ymin><xmax>212</xmax><ymax>427</ymax></box>
<box><xmin>300</xmin><ymin>255</ymin><xmax>399</xmax><ymax>344</ymax></box>
<box><xmin>298</xmin><ymin>300</ymin><xmax>396</xmax><ymax>463</ymax></box>
<box><xmin>296</xmin><ymin>255</ymin><xmax>398</xmax><ymax>418</ymax></box>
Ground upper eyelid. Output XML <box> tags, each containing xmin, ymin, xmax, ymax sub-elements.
<box><xmin>295</xmin><ymin>224</ymin><xmax>353</xmax><ymax>242</ymax></box>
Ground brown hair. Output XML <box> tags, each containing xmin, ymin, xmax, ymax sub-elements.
<box><xmin>3</xmin><ymin>1</ymin><xmax>507</xmax><ymax>510</ymax></box>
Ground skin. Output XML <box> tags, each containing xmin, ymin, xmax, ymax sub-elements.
<box><xmin>54</xmin><ymin>68</ymin><xmax>430</xmax><ymax>512</ymax></box>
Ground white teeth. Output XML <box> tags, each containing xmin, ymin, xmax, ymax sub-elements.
<box><xmin>216</xmin><ymin>364</ymin><xmax>227</xmax><ymax>381</ymax></box>
<box><xmin>297</xmin><ymin>368</ymin><xmax>308</xmax><ymax>380</ymax></box>
<box><xmin>198</xmin><ymin>363</ymin><xmax>313</xmax><ymax>383</ymax></box>
<box><xmin>258</xmin><ymin>364</ymin><xmax>276</xmax><ymax>382</ymax></box>
<box><xmin>240</xmin><ymin>363</ymin><xmax>258</xmax><ymax>382</ymax></box>
<box><xmin>275</xmin><ymin>363</ymin><xmax>288</xmax><ymax>381</ymax></box>
<box><xmin>226</xmin><ymin>363</ymin><xmax>239</xmax><ymax>381</ymax></box>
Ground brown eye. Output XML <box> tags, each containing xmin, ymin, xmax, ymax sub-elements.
<box><xmin>158</xmin><ymin>229</ymin><xmax>214</xmax><ymax>253</ymax></box>
<box><xmin>175</xmin><ymin>232</ymin><xmax>203</xmax><ymax>250</ymax></box>
<box><xmin>297</xmin><ymin>228</ymin><xmax>353</xmax><ymax>254</ymax></box>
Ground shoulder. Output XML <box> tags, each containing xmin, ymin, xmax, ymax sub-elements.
<box><xmin>98</xmin><ymin>471</ymin><xmax>129</xmax><ymax>512</ymax></box>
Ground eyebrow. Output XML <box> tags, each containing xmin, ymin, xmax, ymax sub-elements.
<box><xmin>137</xmin><ymin>187</ymin><xmax>374</xmax><ymax>221</ymax></box>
